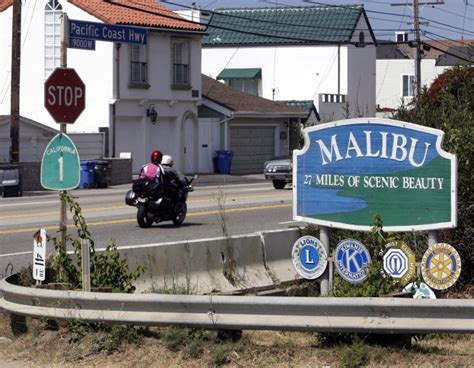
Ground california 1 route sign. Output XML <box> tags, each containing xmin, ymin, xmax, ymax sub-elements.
<box><xmin>41</xmin><ymin>133</ymin><xmax>80</xmax><ymax>191</ymax></box>
<box><xmin>293</xmin><ymin>118</ymin><xmax>457</xmax><ymax>232</ymax></box>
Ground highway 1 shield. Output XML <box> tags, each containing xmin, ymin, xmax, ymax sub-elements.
<box><xmin>41</xmin><ymin>133</ymin><xmax>80</xmax><ymax>190</ymax></box>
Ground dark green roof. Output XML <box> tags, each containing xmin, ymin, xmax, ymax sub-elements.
<box><xmin>217</xmin><ymin>68</ymin><xmax>262</xmax><ymax>80</ymax></box>
<box><xmin>203</xmin><ymin>5</ymin><xmax>368</xmax><ymax>47</ymax></box>
<box><xmin>278</xmin><ymin>100</ymin><xmax>314</xmax><ymax>112</ymax></box>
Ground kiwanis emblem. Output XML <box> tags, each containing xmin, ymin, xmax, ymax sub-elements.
<box><xmin>334</xmin><ymin>239</ymin><xmax>371</xmax><ymax>284</ymax></box>
<box><xmin>422</xmin><ymin>243</ymin><xmax>461</xmax><ymax>290</ymax></box>
<box><xmin>291</xmin><ymin>236</ymin><xmax>328</xmax><ymax>280</ymax></box>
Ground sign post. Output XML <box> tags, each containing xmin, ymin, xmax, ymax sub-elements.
<box><xmin>33</xmin><ymin>229</ymin><xmax>46</xmax><ymax>284</ymax></box>
<box><xmin>42</xmin><ymin>14</ymin><xmax>85</xmax><ymax>271</ymax></box>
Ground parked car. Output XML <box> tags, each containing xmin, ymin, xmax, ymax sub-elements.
<box><xmin>0</xmin><ymin>165</ymin><xmax>22</xmax><ymax>197</ymax></box>
<box><xmin>264</xmin><ymin>156</ymin><xmax>292</xmax><ymax>189</ymax></box>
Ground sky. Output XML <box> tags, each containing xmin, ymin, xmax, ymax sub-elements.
<box><xmin>164</xmin><ymin>0</ymin><xmax>474</xmax><ymax>42</ymax></box>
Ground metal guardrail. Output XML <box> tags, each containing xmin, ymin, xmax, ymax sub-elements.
<box><xmin>0</xmin><ymin>276</ymin><xmax>472</xmax><ymax>334</ymax></box>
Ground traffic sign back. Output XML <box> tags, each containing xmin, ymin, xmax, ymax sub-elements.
<box><xmin>41</xmin><ymin>133</ymin><xmax>80</xmax><ymax>190</ymax></box>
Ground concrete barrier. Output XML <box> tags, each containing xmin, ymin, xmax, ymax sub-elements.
<box><xmin>260</xmin><ymin>228</ymin><xmax>301</xmax><ymax>284</ymax></box>
<box><xmin>0</xmin><ymin>229</ymin><xmax>301</xmax><ymax>295</ymax></box>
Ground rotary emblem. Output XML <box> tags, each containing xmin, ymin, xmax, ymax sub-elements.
<box><xmin>421</xmin><ymin>243</ymin><xmax>461</xmax><ymax>290</ymax></box>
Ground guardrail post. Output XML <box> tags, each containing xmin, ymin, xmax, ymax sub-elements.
<box><xmin>81</xmin><ymin>238</ymin><xmax>91</xmax><ymax>292</ymax></box>
<box><xmin>319</xmin><ymin>226</ymin><xmax>331</xmax><ymax>296</ymax></box>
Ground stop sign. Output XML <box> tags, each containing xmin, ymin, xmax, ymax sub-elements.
<box><xmin>44</xmin><ymin>68</ymin><xmax>85</xmax><ymax>124</ymax></box>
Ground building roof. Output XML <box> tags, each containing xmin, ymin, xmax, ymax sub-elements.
<box><xmin>0</xmin><ymin>0</ymin><xmax>11</xmax><ymax>12</ymax></box>
<box><xmin>203</xmin><ymin>5</ymin><xmax>372</xmax><ymax>47</ymax></box>
<box><xmin>398</xmin><ymin>40</ymin><xmax>473</xmax><ymax>60</ymax></box>
<box><xmin>376</xmin><ymin>42</ymin><xmax>409</xmax><ymax>59</ymax></box>
<box><xmin>202</xmin><ymin>75</ymin><xmax>305</xmax><ymax>116</ymax></box>
<box><xmin>0</xmin><ymin>0</ymin><xmax>204</xmax><ymax>32</ymax></box>
<box><xmin>436</xmin><ymin>46</ymin><xmax>473</xmax><ymax>66</ymax></box>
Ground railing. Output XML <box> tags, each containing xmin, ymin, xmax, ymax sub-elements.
<box><xmin>1</xmin><ymin>276</ymin><xmax>472</xmax><ymax>333</ymax></box>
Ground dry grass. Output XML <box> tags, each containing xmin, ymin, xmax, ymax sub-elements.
<box><xmin>0</xmin><ymin>311</ymin><xmax>472</xmax><ymax>368</ymax></box>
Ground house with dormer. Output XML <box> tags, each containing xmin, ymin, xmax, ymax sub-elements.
<box><xmin>376</xmin><ymin>36</ymin><xmax>473</xmax><ymax>111</ymax></box>
<box><xmin>196</xmin><ymin>5</ymin><xmax>377</xmax><ymax>122</ymax></box>
<box><xmin>0</xmin><ymin>0</ymin><xmax>205</xmax><ymax>173</ymax></box>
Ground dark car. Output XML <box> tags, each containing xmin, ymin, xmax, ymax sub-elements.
<box><xmin>0</xmin><ymin>165</ymin><xmax>22</xmax><ymax>197</ymax></box>
<box><xmin>264</xmin><ymin>156</ymin><xmax>292</xmax><ymax>189</ymax></box>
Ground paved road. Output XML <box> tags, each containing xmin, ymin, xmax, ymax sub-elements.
<box><xmin>0</xmin><ymin>174</ymin><xmax>298</xmax><ymax>277</ymax></box>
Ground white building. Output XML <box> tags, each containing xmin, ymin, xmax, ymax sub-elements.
<box><xmin>376</xmin><ymin>37</ymin><xmax>473</xmax><ymax>111</ymax></box>
<box><xmin>0</xmin><ymin>0</ymin><xmax>205</xmax><ymax>173</ymax></box>
<box><xmin>194</xmin><ymin>5</ymin><xmax>377</xmax><ymax>122</ymax></box>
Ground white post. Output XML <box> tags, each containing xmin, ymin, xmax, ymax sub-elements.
<box><xmin>319</xmin><ymin>226</ymin><xmax>331</xmax><ymax>296</ymax></box>
<box><xmin>81</xmin><ymin>238</ymin><xmax>91</xmax><ymax>292</ymax></box>
<box><xmin>428</xmin><ymin>231</ymin><xmax>438</xmax><ymax>248</ymax></box>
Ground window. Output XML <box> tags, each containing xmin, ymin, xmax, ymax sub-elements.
<box><xmin>130</xmin><ymin>45</ymin><xmax>147</xmax><ymax>84</ymax></box>
<box><xmin>44</xmin><ymin>0</ymin><xmax>62</xmax><ymax>77</ymax></box>
<box><xmin>172</xmin><ymin>39</ymin><xmax>190</xmax><ymax>86</ymax></box>
<box><xmin>228</xmin><ymin>79</ymin><xmax>259</xmax><ymax>96</ymax></box>
<box><xmin>402</xmin><ymin>74</ymin><xmax>415</xmax><ymax>98</ymax></box>
<box><xmin>216</xmin><ymin>68</ymin><xmax>262</xmax><ymax>96</ymax></box>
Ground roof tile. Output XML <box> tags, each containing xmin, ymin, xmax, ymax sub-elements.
<box><xmin>0</xmin><ymin>0</ymin><xmax>12</xmax><ymax>12</ymax></box>
<box><xmin>204</xmin><ymin>5</ymin><xmax>364</xmax><ymax>46</ymax></box>
<box><xmin>69</xmin><ymin>0</ymin><xmax>203</xmax><ymax>31</ymax></box>
<box><xmin>202</xmin><ymin>74</ymin><xmax>304</xmax><ymax>114</ymax></box>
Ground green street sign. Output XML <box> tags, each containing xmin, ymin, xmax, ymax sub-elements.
<box><xmin>41</xmin><ymin>133</ymin><xmax>80</xmax><ymax>190</ymax></box>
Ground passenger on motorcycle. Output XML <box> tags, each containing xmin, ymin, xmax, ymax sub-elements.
<box><xmin>161</xmin><ymin>155</ymin><xmax>187</xmax><ymax>211</ymax></box>
<box><xmin>137</xmin><ymin>150</ymin><xmax>164</xmax><ymax>199</ymax></box>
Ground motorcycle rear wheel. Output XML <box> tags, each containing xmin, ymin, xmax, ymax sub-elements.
<box><xmin>172</xmin><ymin>202</ymin><xmax>187</xmax><ymax>225</ymax></box>
<box><xmin>137</xmin><ymin>206</ymin><xmax>153</xmax><ymax>228</ymax></box>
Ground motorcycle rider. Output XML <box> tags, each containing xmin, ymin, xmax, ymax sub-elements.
<box><xmin>137</xmin><ymin>150</ymin><xmax>164</xmax><ymax>198</ymax></box>
<box><xmin>160</xmin><ymin>154</ymin><xmax>187</xmax><ymax>211</ymax></box>
<box><xmin>139</xmin><ymin>150</ymin><xmax>163</xmax><ymax>182</ymax></box>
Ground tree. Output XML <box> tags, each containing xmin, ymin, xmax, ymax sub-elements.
<box><xmin>395</xmin><ymin>65</ymin><xmax>473</xmax><ymax>285</ymax></box>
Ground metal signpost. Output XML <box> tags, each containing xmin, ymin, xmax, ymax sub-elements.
<box><xmin>293</xmin><ymin>118</ymin><xmax>458</xmax><ymax>294</ymax></box>
<box><xmin>33</xmin><ymin>229</ymin><xmax>46</xmax><ymax>284</ymax></box>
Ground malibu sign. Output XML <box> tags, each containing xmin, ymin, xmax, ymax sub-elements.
<box><xmin>293</xmin><ymin>118</ymin><xmax>457</xmax><ymax>232</ymax></box>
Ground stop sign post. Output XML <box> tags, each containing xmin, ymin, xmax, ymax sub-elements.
<box><xmin>45</xmin><ymin>68</ymin><xmax>85</xmax><ymax>124</ymax></box>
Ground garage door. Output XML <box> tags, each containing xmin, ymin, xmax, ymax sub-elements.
<box><xmin>230</xmin><ymin>126</ymin><xmax>275</xmax><ymax>174</ymax></box>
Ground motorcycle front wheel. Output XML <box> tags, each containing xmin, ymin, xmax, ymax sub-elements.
<box><xmin>172</xmin><ymin>202</ymin><xmax>187</xmax><ymax>225</ymax></box>
<box><xmin>137</xmin><ymin>206</ymin><xmax>153</xmax><ymax>228</ymax></box>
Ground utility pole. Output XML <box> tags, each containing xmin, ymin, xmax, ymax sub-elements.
<box><xmin>391</xmin><ymin>0</ymin><xmax>444</xmax><ymax>98</ymax></box>
<box><xmin>10</xmin><ymin>0</ymin><xmax>21</xmax><ymax>163</ymax></box>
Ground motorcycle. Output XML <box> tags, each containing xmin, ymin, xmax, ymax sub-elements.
<box><xmin>125</xmin><ymin>175</ymin><xmax>196</xmax><ymax>228</ymax></box>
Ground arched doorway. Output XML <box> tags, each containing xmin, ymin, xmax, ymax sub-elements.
<box><xmin>181</xmin><ymin>111</ymin><xmax>197</xmax><ymax>173</ymax></box>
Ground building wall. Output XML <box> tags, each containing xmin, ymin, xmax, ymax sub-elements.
<box><xmin>376</xmin><ymin>59</ymin><xmax>449</xmax><ymax>110</ymax></box>
<box><xmin>0</xmin><ymin>1</ymin><xmax>113</xmax><ymax>133</ymax></box>
<box><xmin>347</xmin><ymin>44</ymin><xmax>376</xmax><ymax>118</ymax></box>
<box><xmin>202</xmin><ymin>45</ymin><xmax>349</xmax><ymax>102</ymax></box>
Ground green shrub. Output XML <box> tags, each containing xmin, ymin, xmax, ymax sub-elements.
<box><xmin>49</xmin><ymin>193</ymin><xmax>145</xmax><ymax>292</ymax></box>
<box><xmin>340</xmin><ymin>337</ymin><xmax>369</xmax><ymax>368</ymax></box>
<box><xmin>395</xmin><ymin>65</ymin><xmax>473</xmax><ymax>286</ymax></box>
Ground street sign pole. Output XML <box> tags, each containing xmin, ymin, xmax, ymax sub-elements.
<box><xmin>59</xmin><ymin>14</ymin><xmax>69</xmax><ymax>271</ymax></box>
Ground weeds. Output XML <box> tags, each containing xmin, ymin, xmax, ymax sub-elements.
<box><xmin>340</xmin><ymin>337</ymin><xmax>369</xmax><ymax>368</ymax></box>
<box><xmin>212</xmin><ymin>343</ymin><xmax>231</xmax><ymax>366</ymax></box>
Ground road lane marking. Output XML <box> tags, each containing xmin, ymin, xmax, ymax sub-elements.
<box><xmin>0</xmin><ymin>193</ymin><xmax>291</xmax><ymax>220</ymax></box>
<box><xmin>0</xmin><ymin>203</ymin><xmax>292</xmax><ymax>235</ymax></box>
<box><xmin>0</xmin><ymin>251</ymin><xmax>33</xmax><ymax>257</ymax></box>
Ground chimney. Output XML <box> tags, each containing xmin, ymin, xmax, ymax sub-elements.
<box><xmin>395</xmin><ymin>32</ymin><xmax>408</xmax><ymax>43</ymax></box>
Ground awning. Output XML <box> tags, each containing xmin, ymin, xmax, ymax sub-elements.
<box><xmin>216</xmin><ymin>68</ymin><xmax>262</xmax><ymax>80</ymax></box>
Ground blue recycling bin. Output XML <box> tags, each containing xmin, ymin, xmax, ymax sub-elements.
<box><xmin>79</xmin><ymin>160</ymin><xmax>96</xmax><ymax>189</ymax></box>
<box><xmin>214</xmin><ymin>150</ymin><xmax>234</xmax><ymax>174</ymax></box>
